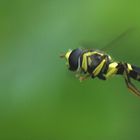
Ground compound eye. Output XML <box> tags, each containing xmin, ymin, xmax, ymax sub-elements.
<box><xmin>69</xmin><ymin>48</ymin><xmax>82</xmax><ymax>71</ymax></box>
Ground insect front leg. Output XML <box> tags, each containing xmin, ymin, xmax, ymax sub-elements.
<box><xmin>123</xmin><ymin>63</ymin><xmax>140</xmax><ymax>96</ymax></box>
<box><xmin>79</xmin><ymin>74</ymin><xmax>91</xmax><ymax>82</ymax></box>
<box><xmin>74</xmin><ymin>69</ymin><xmax>90</xmax><ymax>81</ymax></box>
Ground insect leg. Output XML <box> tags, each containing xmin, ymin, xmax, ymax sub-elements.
<box><xmin>123</xmin><ymin>64</ymin><xmax>140</xmax><ymax>96</ymax></box>
<box><xmin>75</xmin><ymin>70</ymin><xmax>90</xmax><ymax>82</ymax></box>
<box><xmin>79</xmin><ymin>74</ymin><xmax>90</xmax><ymax>82</ymax></box>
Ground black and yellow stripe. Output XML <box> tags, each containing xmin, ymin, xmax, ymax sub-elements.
<box><xmin>62</xmin><ymin>48</ymin><xmax>140</xmax><ymax>97</ymax></box>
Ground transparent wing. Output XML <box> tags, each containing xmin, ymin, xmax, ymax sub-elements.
<box><xmin>101</xmin><ymin>28</ymin><xmax>135</xmax><ymax>51</ymax></box>
<box><xmin>79</xmin><ymin>41</ymin><xmax>99</xmax><ymax>50</ymax></box>
<box><xmin>79</xmin><ymin>27</ymin><xmax>135</xmax><ymax>51</ymax></box>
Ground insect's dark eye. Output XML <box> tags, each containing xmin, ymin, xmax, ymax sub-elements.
<box><xmin>69</xmin><ymin>48</ymin><xmax>83</xmax><ymax>71</ymax></box>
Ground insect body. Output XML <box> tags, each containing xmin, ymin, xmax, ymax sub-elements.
<box><xmin>61</xmin><ymin>48</ymin><xmax>140</xmax><ymax>96</ymax></box>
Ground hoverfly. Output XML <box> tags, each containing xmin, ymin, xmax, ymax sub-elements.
<box><xmin>61</xmin><ymin>29</ymin><xmax>140</xmax><ymax>97</ymax></box>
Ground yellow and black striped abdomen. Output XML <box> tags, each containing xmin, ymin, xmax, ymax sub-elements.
<box><xmin>128</xmin><ymin>64</ymin><xmax>140</xmax><ymax>81</ymax></box>
<box><xmin>101</xmin><ymin>62</ymin><xmax>140</xmax><ymax>82</ymax></box>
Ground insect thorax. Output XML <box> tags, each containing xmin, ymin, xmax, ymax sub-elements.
<box><xmin>80</xmin><ymin>50</ymin><xmax>112</xmax><ymax>75</ymax></box>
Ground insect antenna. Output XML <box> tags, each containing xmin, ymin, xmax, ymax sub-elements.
<box><xmin>60</xmin><ymin>53</ymin><xmax>65</xmax><ymax>58</ymax></box>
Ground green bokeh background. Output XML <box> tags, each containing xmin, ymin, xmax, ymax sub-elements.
<box><xmin>1</xmin><ymin>0</ymin><xmax>140</xmax><ymax>140</ymax></box>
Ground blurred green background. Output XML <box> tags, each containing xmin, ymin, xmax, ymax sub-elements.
<box><xmin>1</xmin><ymin>0</ymin><xmax>140</xmax><ymax>140</ymax></box>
